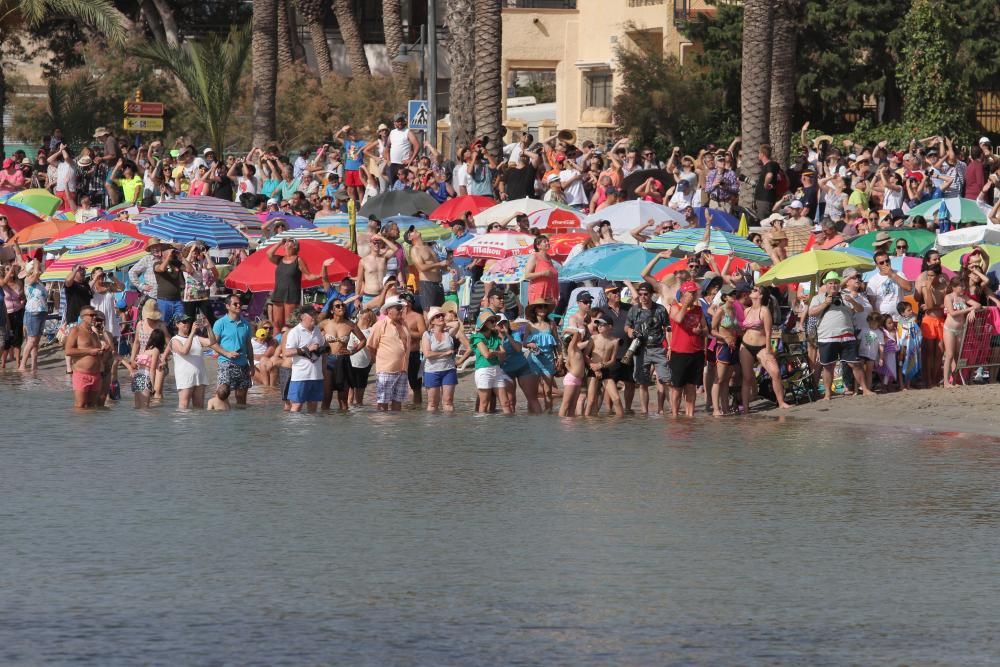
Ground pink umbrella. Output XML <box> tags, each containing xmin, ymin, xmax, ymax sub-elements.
<box><xmin>453</xmin><ymin>231</ymin><xmax>535</xmax><ymax>259</ymax></box>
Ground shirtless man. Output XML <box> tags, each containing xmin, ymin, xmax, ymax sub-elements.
<box><xmin>356</xmin><ymin>233</ymin><xmax>399</xmax><ymax>308</ymax></box>
<box><xmin>585</xmin><ymin>316</ymin><xmax>624</xmax><ymax>416</ymax></box>
<box><xmin>916</xmin><ymin>249</ymin><xmax>948</xmax><ymax>387</ymax></box>
<box><xmin>565</xmin><ymin>291</ymin><xmax>594</xmax><ymax>332</ymax></box>
<box><xmin>639</xmin><ymin>250</ymin><xmax>686</xmax><ymax>307</ymax></box>
<box><xmin>93</xmin><ymin>311</ymin><xmax>117</xmax><ymax>407</ymax></box>
<box><xmin>64</xmin><ymin>306</ymin><xmax>109</xmax><ymax>408</ymax></box>
<box><xmin>407</xmin><ymin>228</ymin><xmax>447</xmax><ymax>309</ymax></box>
<box><xmin>559</xmin><ymin>326</ymin><xmax>592</xmax><ymax>418</ymax></box>
<box><xmin>399</xmin><ymin>292</ymin><xmax>427</xmax><ymax>405</ymax></box>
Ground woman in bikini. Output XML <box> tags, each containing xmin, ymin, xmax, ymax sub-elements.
<box><xmin>131</xmin><ymin>300</ymin><xmax>171</xmax><ymax>399</ymax></box>
<box><xmin>710</xmin><ymin>285</ymin><xmax>743</xmax><ymax>416</ymax></box>
<box><xmin>320</xmin><ymin>299</ymin><xmax>367</xmax><ymax>410</ymax></box>
<box><xmin>942</xmin><ymin>276</ymin><xmax>981</xmax><ymax>388</ymax></box>
<box><xmin>739</xmin><ymin>286</ymin><xmax>791</xmax><ymax>412</ymax></box>
<box><xmin>125</xmin><ymin>328</ymin><xmax>165</xmax><ymax>408</ymax></box>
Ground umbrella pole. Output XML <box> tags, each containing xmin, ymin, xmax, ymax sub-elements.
<box><xmin>348</xmin><ymin>199</ymin><xmax>358</xmax><ymax>254</ymax></box>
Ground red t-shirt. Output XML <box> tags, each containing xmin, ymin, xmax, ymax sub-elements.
<box><xmin>670</xmin><ymin>303</ymin><xmax>705</xmax><ymax>353</ymax></box>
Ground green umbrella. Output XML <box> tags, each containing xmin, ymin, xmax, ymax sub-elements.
<box><xmin>906</xmin><ymin>197</ymin><xmax>988</xmax><ymax>224</ymax></box>
<box><xmin>847</xmin><ymin>229</ymin><xmax>935</xmax><ymax>255</ymax></box>
<box><xmin>8</xmin><ymin>188</ymin><xmax>61</xmax><ymax>217</ymax></box>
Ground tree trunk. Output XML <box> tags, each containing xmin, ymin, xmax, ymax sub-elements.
<box><xmin>149</xmin><ymin>0</ymin><xmax>181</xmax><ymax>47</ymax></box>
<box><xmin>768</xmin><ymin>0</ymin><xmax>799</xmax><ymax>169</ymax></box>
<box><xmin>286</xmin><ymin>0</ymin><xmax>307</xmax><ymax>64</ymax></box>
<box><xmin>295</xmin><ymin>0</ymin><xmax>332</xmax><ymax>80</ymax></box>
<box><xmin>253</xmin><ymin>0</ymin><xmax>279</xmax><ymax>147</ymax></box>
<box><xmin>277</xmin><ymin>0</ymin><xmax>296</xmax><ymax>70</ymax></box>
<box><xmin>333</xmin><ymin>0</ymin><xmax>372</xmax><ymax>79</ymax></box>
<box><xmin>138</xmin><ymin>0</ymin><xmax>166</xmax><ymax>44</ymax></box>
<box><xmin>739</xmin><ymin>0</ymin><xmax>773</xmax><ymax>209</ymax></box>
<box><xmin>383</xmin><ymin>0</ymin><xmax>409</xmax><ymax>89</ymax></box>
<box><xmin>0</xmin><ymin>62</ymin><xmax>6</xmax><ymax>160</ymax></box>
<box><xmin>473</xmin><ymin>0</ymin><xmax>502</xmax><ymax>158</ymax></box>
<box><xmin>444</xmin><ymin>0</ymin><xmax>477</xmax><ymax>149</ymax></box>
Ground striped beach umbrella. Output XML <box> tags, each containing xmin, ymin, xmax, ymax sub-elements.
<box><xmin>41</xmin><ymin>236</ymin><xmax>148</xmax><ymax>281</ymax></box>
<box><xmin>138</xmin><ymin>211</ymin><xmax>249</xmax><ymax>248</ymax></box>
<box><xmin>47</xmin><ymin>219</ymin><xmax>149</xmax><ymax>244</ymax></box>
<box><xmin>44</xmin><ymin>230</ymin><xmax>119</xmax><ymax>252</ymax></box>
<box><xmin>135</xmin><ymin>197</ymin><xmax>262</xmax><ymax>234</ymax></box>
<box><xmin>265</xmin><ymin>211</ymin><xmax>315</xmax><ymax>230</ymax></box>
<box><xmin>0</xmin><ymin>202</ymin><xmax>42</xmax><ymax>232</ymax></box>
<box><xmin>642</xmin><ymin>228</ymin><xmax>771</xmax><ymax>264</ymax></box>
<box><xmin>260</xmin><ymin>228</ymin><xmax>345</xmax><ymax>247</ymax></box>
<box><xmin>906</xmin><ymin>197</ymin><xmax>988</xmax><ymax>224</ymax></box>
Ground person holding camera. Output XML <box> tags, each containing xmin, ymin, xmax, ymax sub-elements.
<box><xmin>283</xmin><ymin>305</ymin><xmax>326</xmax><ymax>413</ymax></box>
<box><xmin>466</xmin><ymin>140</ymin><xmax>498</xmax><ymax>197</ymax></box>
<box><xmin>155</xmin><ymin>245</ymin><xmax>192</xmax><ymax>326</ymax></box>
<box><xmin>808</xmin><ymin>271</ymin><xmax>871</xmax><ymax>400</ymax></box>
<box><xmin>624</xmin><ymin>282</ymin><xmax>670</xmax><ymax>415</ymax></box>
<box><xmin>89</xmin><ymin>266</ymin><xmax>125</xmax><ymax>342</ymax></box>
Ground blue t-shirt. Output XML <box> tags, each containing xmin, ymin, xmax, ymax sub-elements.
<box><xmin>322</xmin><ymin>290</ymin><xmax>357</xmax><ymax>318</ymax></box>
<box><xmin>343</xmin><ymin>140</ymin><xmax>367</xmax><ymax>171</ymax></box>
<box><xmin>500</xmin><ymin>330</ymin><xmax>530</xmax><ymax>375</ymax></box>
<box><xmin>213</xmin><ymin>315</ymin><xmax>252</xmax><ymax>366</ymax></box>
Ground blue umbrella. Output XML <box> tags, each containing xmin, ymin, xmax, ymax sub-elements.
<box><xmin>137</xmin><ymin>211</ymin><xmax>249</xmax><ymax>249</ymax></box>
<box><xmin>44</xmin><ymin>230</ymin><xmax>118</xmax><ymax>252</ymax></box>
<box><xmin>383</xmin><ymin>214</ymin><xmax>439</xmax><ymax>229</ymax></box>
<box><xmin>829</xmin><ymin>245</ymin><xmax>874</xmax><ymax>260</ymax></box>
<box><xmin>642</xmin><ymin>228</ymin><xmax>771</xmax><ymax>264</ymax></box>
<box><xmin>560</xmin><ymin>243</ymin><xmax>660</xmax><ymax>281</ymax></box>
<box><xmin>266</xmin><ymin>212</ymin><xmax>315</xmax><ymax>230</ymax></box>
<box><xmin>693</xmin><ymin>207</ymin><xmax>738</xmax><ymax>232</ymax></box>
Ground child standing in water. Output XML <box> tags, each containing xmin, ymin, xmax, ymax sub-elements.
<box><xmin>559</xmin><ymin>327</ymin><xmax>591</xmax><ymax>418</ymax></box>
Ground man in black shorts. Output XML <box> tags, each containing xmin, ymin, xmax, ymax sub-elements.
<box><xmin>600</xmin><ymin>284</ymin><xmax>635</xmax><ymax>412</ymax></box>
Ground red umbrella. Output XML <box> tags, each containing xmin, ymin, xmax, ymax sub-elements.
<box><xmin>224</xmin><ymin>240</ymin><xmax>360</xmax><ymax>292</ymax></box>
<box><xmin>428</xmin><ymin>195</ymin><xmax>496</xmax><ymax>221</ymax></box>
<box><xmin>654</xmin><ymin>253</ymin><xmax>749</xmax><ymax>280</ymax></box>
<box><xmin>0</xmin><ymin>203</ymin><xmax>42</xmax><ymax>232</ymax></box>
<box><xmin>48</xmin><ymin>219</ymin><xmax>150</xmax><ymax>243</ymax></box>
<box><xmin>527</xmin><ymin>207</ymin><xmax>585</xmax><ymax>231</ymax></box>
<box><xmin>547</xmin><ymin>232</ymin><xmax>590</xmax><ymax>260</ymax></box>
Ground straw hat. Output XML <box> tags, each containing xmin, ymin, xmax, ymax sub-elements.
<box><xmin>141</xmin><ymin>300</ymin><xmax>162</xmax><ymax>320</ymax></box>
<box><xmin>424</xmin><ymin>306</ymin><xmax>445</xmax><ymax>323</ymax></box>
<box><xmin>525</xmin><ymin>299</ymin><xmax>552</xmax><ymax>321</ymax></box>
<box><xmin>380</xmin><ymin>297</ymin><xmax>404</xmax><ymax>314</ymax></box>
<box><xmin>145</xmin><ymin>237</ymin><xmax>173</xmax><ymax>252</ymax></box>
<box><xmin>812</xmin><ymin>134</ymin><xmax>833</xmax><ymax>148</ymax></box>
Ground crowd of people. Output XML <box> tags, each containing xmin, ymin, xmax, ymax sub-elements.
<box><xmin>1</xmin><ymin>114</ymin><xmax>999</xmax><ymax>416</ymax></box>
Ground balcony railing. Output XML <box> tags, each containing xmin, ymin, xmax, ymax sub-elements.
<box><xmin>628</xmin><ymin>0</ymin><xmax>665</xmax><ymax>7</ymax></box>
<box><xmin>505</xmin><ymin>0</ymin><xmax>577</xmax><ymax>8</ymax></box>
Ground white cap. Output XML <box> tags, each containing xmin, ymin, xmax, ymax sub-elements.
<box><xmin>980</xmin><ymin>136</ymin><xmax>991</xmax><ymax>145</ymax></box>
<box><xmin>789</xmin><ymin>200</ymin><xmax>804</xmax><ymax>209</ymax></box>
<box><xmin>546</xmin><ymin>173</ymin><xmax>560</xmax><ymax>184</ymax></box>
<box><xmin>266</xmin><ymin>198</ymin><xmax>279</xmax><ymax>206</ymax></box>
<box><xmin>203</xmin><ymin>147</ymin><xmax>215</xmax><ymax>155</ymax></box>
<box><xmin>380</xmin><ymin>297</ymin><xmax>404</xmax><ymax>313</ymax></box>
<box><xmin>693</xmin><ymin>241</ymin><xmax>709</xmax><ymax>253</ymax></box>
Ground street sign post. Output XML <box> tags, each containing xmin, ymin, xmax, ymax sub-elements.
<box><xmin>123</xmin><ymin>117</ymin><xmax>164</xmax><ymax>132</ymax></box>
<box><xmin>408</xmin><ymin>99</ymin><xmax>429</xmax><ymax>131</ymax></box>
<box><xmin>124</xmin><ymin>102</ymin><xmax>164</xmax><ymax>116</ymax></box>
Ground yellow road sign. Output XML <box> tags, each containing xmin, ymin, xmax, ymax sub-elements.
<box><xmin>123</xmin><ymin>117</ymin><xmax>164</xmax><ymax>132</ymax></box>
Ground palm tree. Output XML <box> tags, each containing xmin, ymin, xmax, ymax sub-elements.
<box><xmin>473</xmin><ymin>0</ymin><xmax>502</xmax><ymax>158</ymax></box>
<box><xmin>739</xmin><ymin>0</ymin><xmax>773</xmax><ymax>209</ymax></box>
<box><xmin>444</xmin><ymin>0</ymin><xmax>476</xmax><ymax>149</ymax></box>
<box><xmin>277</xmin><ymin>0</ymin><xmax>296</xmax><ymax>70</ymax></box>
<box><xmin>769</xmin><ymin>0</ymin><xmax>800</xmax><ymax>169</ymax></box>
<box><xmin>0</xmin><ymin>0</ymin><xmax>125</xmax><ymax>158</ymax></box>
<box><xmin>295</xmin><ymin>0</ymin><xmax>332</xmax><ymax>81</ymax></box>
<box><xmin>383</xmin><ymin>0</ymin><xmax>408</xmax><ymax>88</ymax></box>
<box><xmin>134</xmin><ymin>24</ymin><xmax>253</xmax><ymax>153</ymax></box>
<box><xmin>252</xmin><ymin>0</ymin><xmax>279</xmax><ymax>146</ymax></box>
<box><xmin>333</xmin><ymin>0</ymin><xmax>372</xmax><ymax>79</ymax></box>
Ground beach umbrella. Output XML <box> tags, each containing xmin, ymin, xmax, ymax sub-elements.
<box><xmin>358</xmin><ymin>190</ymin><xmax>439</xmax><ymax>218</ymax></box>
<box><xmin>906</xmin><ymin>197</ymin><xmax>988</xmax><ymax>224</ymax></box>
<box><xmin>44</xmin><ymin>230</ymin><xmax>119</xmax><ymax>252</ymax></box>
<box><xmin>0</xmin><ymin>203</ymin><xmax>42</xmax><ymax>232</ymax></box>
<box><xmin>473</xmin><ymin>197</ymin><xmax>555</xmax><ymax>228</ymax></box>
<box><xmin>756</xmin><ymin>250</ymin><xmax>876</xmax><ymax>286</ymax></box>
<box><xmin>224</xmin><ymin>240</ymin><xmax>360</xmax><ymax>292</ymax></box>
<box><xmin>653</xmin><ymin>253</ymin><xmax>749</xmax><ymax>280</ymax></box>
<box><xmin>135</xmin><ymin>197</ymin><xmax>263</xmax><ymax>233</ymax></box>
<box><xmin>265</xmin><ymin>212</ymin><xmax>315</xmax><ymax>230</ymax></box>
<box><xmin>527</xmin><ymin>207</ymin><xmax>585</xmax><ymax>231</ymax></box>
<box><xmin>7</xmin><ymin>188</ymin><xmax>61</xmax><ymax>216</ymax></box>
<box><xmin>620</xmin><ymin>168</ymin><xmax>674</xmax><ymax>201</ymax></box>
<box><xmin>259</xmin><ymin>228</ymin><xmax>345</xmax><ymax>247</ymax></box>
<box><xmin>642</xmin><ymin>228</ymin><xmax>771</xmax><ymax>264</ymax></box>
<box><xmin>52</xmin><ymin>210</ymin><xmax>76</xmax><ymax>221</ymax></box>
<box><xmin>40</xmin><ymin>236</ymin><xmax>148</xmax><ymax>281</ymax></box>
<box><xmin>428</xmin><ymin>195</ymin><xmax>496</xmax><ymax>221</ymax></box>
<box><xmin>940</xmin><ymin>245</ymin><xmax>1000</xmax><ymax>271</ymax></box>
<box><xmin>829</xmin><ymin>245</ymin><xmax>874</xmax><ymax>260</ymax></box>
<box><xmin>935</xmin><ymin>223</ymin><xmax>1000</xmax><ymax>251</ymax></box>
<box><xmin>582</xmin><ymin>201</ymin><xmax>686</xmax><ymax>242</ymax></box>
<box><xmin>560</xmin><ymin>243</ymin><xmax>660</xmax><ymax>282</ymax></box>
<box><xmin>547</xmin><ymin>232</ymin><xmax>590</xmax><ymax>259</ymax></box>
<box><xmin>693</xmin><ymin>207</ymin><xmax>739</xmax><ymax>233</ymax></box>
<box><xmin>138</xmin><ymin>211</ymin><xmax>249</xmax><ymax>248</ymax></box>
<box><xmin>847</xmin><ymin>229</ymin><xmax>935</xmax><ymax>255</ymax></box>
<box><xmin>313</xmin><ymin>212</ymin><xmax>351</xmax><ymax>235</ymax></box>
<box><xmin>453</xmin><ymin>230</ymin><xmax>535</xmax><ymax>259</ymax></box>
<box><xmin>12</xmin><ymin>219</ymin><xmax>77</xmax><ymax>247</ymax></box>
<box><xmin>861</xmin><ymin>255</ymin><xmax>945</xmax><ymax>282</ymax></box>
<box><xmin>47</xmin><ymin>219</ymin><xmax>149</xmax><ymax>244</ymax></box>
<box><xmin>481</xmin><ymin>254</ymin><xmax>546</xmax><ymax>284</ymax></box>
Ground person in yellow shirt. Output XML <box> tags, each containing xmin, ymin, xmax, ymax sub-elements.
<box><xmin>110</xmin><ymin>159</ymin><xmax>145</xmax><ymax>205</ymax></box>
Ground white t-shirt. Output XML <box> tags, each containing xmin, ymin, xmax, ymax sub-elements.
<box><xmin>56</xmin><ymin>161</ymin><xmax>77</xmax><ymax>193</ymax></box>
<box><xmin>350</xmin><ymin>328</ymin><xmax>372</xmax><ymax>368</ymax></box>
<box><xmin>388</xmin><ymin>128</ymin><xmax>412</xmax><ymax>165</ymax></box>
<box><xmin>90</xmin><ymin>290</ymin><xmax>120</xmax><ymax>338</ymax></box>
<box><xmin>866</xmin><ymin>273</ymin><xmax>904</xmax><ymax>317</ymax></box>
<box><xmin>237</xmin><ymin>175</ymin><xmax>258</xmax><ymax>196</ymax></box>
<box><xmin>560</xmin><ymin>169</ymin><xmax>587</xmax><ymax>206</ymax></box>
<box><xmin>183</xmin><ymin>157</ymin><xmax>207</xmax><ymax>181</ymax></box>
<box><xmin>452</xmin><ymin>165</ymin><xmax>471</xmax><ymax>194</ymax></box>
<box><xmin>284</xmin><ymin>323</ymin><xmax>325</xmax><ymax>381</ymax></box>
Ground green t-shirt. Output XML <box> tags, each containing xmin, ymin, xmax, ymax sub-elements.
<box><xmin>847</xmin><ymin>188</ymin><xmax>869</xmax><ymax>210</ymax></box>
<box><xmin>469</xmin><ymin>331</ymin><xmax>501</xmax><ymax>369</ymax></box>
<box><xmin>117</xmin><ymin>175</ymin><xmax>144</xmax><ymax>204</ymax></box>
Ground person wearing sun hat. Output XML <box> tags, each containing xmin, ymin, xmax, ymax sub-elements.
<box><xmin>469</xmin><ymin>311</ymin><xmax>512</xmax><ymax>414</ymax></box>
<box><xmin>808</xmin><ymin>270</ymin><xmax>870</xmax><ymax>400</ymax></box>
<box><xmin>367</xmin><ymin>297</ymin><xmax>411</xmax><ymax>411</ymax></box>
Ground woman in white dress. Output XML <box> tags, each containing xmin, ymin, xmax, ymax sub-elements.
<box><xmin>170</xmin><ymin>313</ymin><xmax>217</xmax><ymax>409</ymax></box>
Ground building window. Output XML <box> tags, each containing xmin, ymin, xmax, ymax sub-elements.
<box><xmin>585</xmin><ymin>71</ymin><xmax>612</xmax><ymax>109</ymax></box>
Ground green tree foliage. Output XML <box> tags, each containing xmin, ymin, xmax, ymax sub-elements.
<box><xmin>676</xmin><ymin>1</ymin><xmax>743</xmax><ymax>119</ymax></box>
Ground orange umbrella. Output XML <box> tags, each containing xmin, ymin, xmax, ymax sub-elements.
<box><xmin>12</xmin><ymin>219</ymin><xmax>78</xmax><ymax>247</ymax></box>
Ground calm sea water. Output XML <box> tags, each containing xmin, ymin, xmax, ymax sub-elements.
<box><xmin>2</xmin><ymin>372</ymin><xmax>999</xmax><ymax>666</ymax></box>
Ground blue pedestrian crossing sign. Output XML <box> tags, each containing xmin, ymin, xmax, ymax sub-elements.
<box><xmin>408</xmin><ymin>99</ymin><xmax>429</xmax><ymax>130</ymax></box>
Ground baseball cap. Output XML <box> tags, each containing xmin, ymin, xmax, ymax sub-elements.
<box><xmin>823</xmin><ymin>271</ymin><xmax>842</xmax><ymax>283</ymax></box>
<box><xmin>576</xmin><ymin>291</ymin><xmax>593</xmax><ymax>303</ymax></box>
<box><xmin>394</xmin><ymin>112</ymin><xmax>406</xmax><ymax>122</ymax></box>
<box><xmin>636</xmin><ymin>282</ymin><xmax>654</xmax><ymax>294</ymax></box>
<box><xmin>487</xmin><ymin>288</ymin><xmax>505</xmax><ymax>299</ymax></box>
<box><xmin>842</xmin><ymin>268</ymin><xmax>859</xmax><ymax>279</ymax></box>
<box><xmin>266</xmin><ymin>197</ymin><xmax>279</xmax><ymax>206</ymax></box>
<box><xmin>203</xmin><ymin>147</ymin><xmax>215</xmax><ymax>155</ymax></box>
<box><xmin>693</xmin><ymin>241</ymin><xmax>709</xmax><ymax>253</ymax></box>
<box><xmin>789</xmin><ymin>200</ymin><xmax>803</xmax><ymax>209</ymax></box>
<box><xmin>980</xmin><ymin>136</ymin><xmax>991</xmax><ymax>145</ymax></box>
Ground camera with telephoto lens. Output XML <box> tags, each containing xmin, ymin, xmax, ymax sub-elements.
<box><xmin>831</xmin><ymin>294</ymin><xmax>842</xmax><ymax>307</ymax></box>
<box><xmin>621</xmin><ymin>323</ymin><xmax>649</xmax><ymax>365</ymax></box>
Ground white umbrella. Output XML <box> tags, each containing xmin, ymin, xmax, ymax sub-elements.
<box><xmin>473</xmin><ymin>198</ymin><xmax>556</xmax><ymax>228</ymax></box>
<box><xmin>935</xmin><ymin>223</ymin><xmax>1000</xmax><ymax>252</ymax></box>
<box><xmin>582</xmin><ymin>200</ymin><xmax>687</xmax><ymax>244</ymax></box>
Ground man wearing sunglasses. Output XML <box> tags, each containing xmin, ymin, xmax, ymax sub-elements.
<box><xmin>867</xmin><ymin>249</ymin><xmax>913</xmax><ymax>322</ymax></box>
<box><xmin>211</xmin><ymin>295</ymin><xmax>254</xmax><ymax>405</ymax></box>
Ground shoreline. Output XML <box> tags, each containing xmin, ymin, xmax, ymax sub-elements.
<box><xmin>13</xmin><ymin>342</ymin><xmax>1000</xmax><ymax>437</ymax></box>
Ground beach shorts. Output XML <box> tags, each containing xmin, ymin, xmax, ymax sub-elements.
<box><xmin>407</xmin><ymin>351</ymin><xmax>423</xmax><ymax>391</ymax></box>
<box><xmin>72</xmin><ymin>370</ymin><xmax>101</xmax><ymax>392</ymax></box>
<box><xmin>920</xmin><ymin>315</ymin><xmax>944</xmax><ymax>341</ymax></box>
<box><xmin>344</xmin><ymin>169</ymin><xmax>364</xmax><ymax>188</ymax></box>
<box><xmin>610</xmin><ymin>359</ymin><xmax>634</xmax><ymax>383</ymax></box>
<box><xmin>503</xmin><ymin>362</ymin><xmax>534</xmax><ymax>380</ymax></box>
<box><xmin>24</xmin><ymin>310</ymin><xmax>47</xmax><ymax>337</ymax></box>
<box><xmin>376</xmin><ymin>371</ymin><xmax>409</xmax><ymax>404</ymax></box>
<box><xmin>218</xmin><ymin>361</ymin><xmax>253</xmax><ymax>390</ymax></box>
<box><xmin>279</xmin><ymin>366</ymin><xmax>292</xmax><ymax>400</ymax></box>
<box><xmin>156</xmin><ymin>299</ymin><xmax>184</xmax><ymax>325</ymax></box>
<box><xmin>131</xmin><ymin>372</ymin><xmax>153</xmax><ymax>394</ymax></box>
<box><xmin>474</xmin><ymin>365</ymin><xmax>509</xmax><ymax>390</ymax></box>
<box><xmin>633</xmin><ymin>345</ymin><xmax>671</xmax><ymax>386</ymax></box>
<box><xmin>669</xmin><ymin>351</ymin><xmax>705</xmax><ymax>388</ymax></box>
<box><xmin>325</xmin><ymin>353</ymin><xmax>351</xmax><ymax>392</ymax></box>
<box><xmin>418</xmin><ymin>280</ymin><xmax>445</xmax><ymax>310</ymax></box>
<box><xmin>715</xmin><ymin>340</ymin><xmax>740</xmax><ymax>365</ymax></box>
<box><xmin>288</xmin><ymin>379</ymin><xmax>324</xmax><ymax>404</ymax></box>
<box><xmin>563</xmin><ymin>371</ymin><xmax>582</xmax><ymax>387</ymax></box>
<box><xmin>424</xmin><ymin>368</ymin><xmax>458</xmax><ymax>388</ymax></box>
<box><xmin>819</xmin><ymin>338</ymin><xmax>860</xmax><ymax>366</ymax></box>
<box><xmin>361</xmin><ymin>293</ymin><xmax>379</xmax><ymax>309</ymax></box>
<box><xmin>348</xmin><ymin>363</ymin><xmax>372</xmax><ymax>390</ymax></box>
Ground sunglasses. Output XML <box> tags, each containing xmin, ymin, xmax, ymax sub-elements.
<box><xmin>896</xmin><ymin>245</ymin><xmax>908</xmax><ymax>249</ymax></box>
<box><xmin>332</xmin><ymin>304</ymin><xmax>345</xmax><ymax>309</ymax></box>
<box><xmin>877</xmin><ymin>260</ymin><xmax>890</xmax><ymax>266</ymax></box>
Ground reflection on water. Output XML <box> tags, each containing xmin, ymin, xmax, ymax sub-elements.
<box><xmin>2</xmin><ymin>374</ymin><xmax>999</xmax><ymax>665</ymax></box>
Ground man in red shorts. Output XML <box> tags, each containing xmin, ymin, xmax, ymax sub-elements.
<box><xmin>63</xmin><ymin>306</ymin><xmax>109</xmax><ymax>408</ymax></box>
<box><xmin>916</xmin><ymin>250</ymin><xmax>948</xmax><ymax>387</ymax></box>
<box><xmin>334</xmin><ymin>124</ymin><xmax>367</xmax><ymax>202</ymax></box>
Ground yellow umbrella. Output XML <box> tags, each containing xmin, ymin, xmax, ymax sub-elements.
<box><xmin>756</xmin><ymin>250</ymin><xmax>875</xmax><ymax>286</ymax></box>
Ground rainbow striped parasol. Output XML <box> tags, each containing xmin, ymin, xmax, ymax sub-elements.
<box><xmin>41</xmin><ymin>235</ymin><xmax>148</xmax><ymax>281</ymax></box>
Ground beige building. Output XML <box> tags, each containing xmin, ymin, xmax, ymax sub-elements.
<box><xmin>502</xmin><ymin>0</ymin><xmax>714</xmax><ymax>144</ymax></box>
